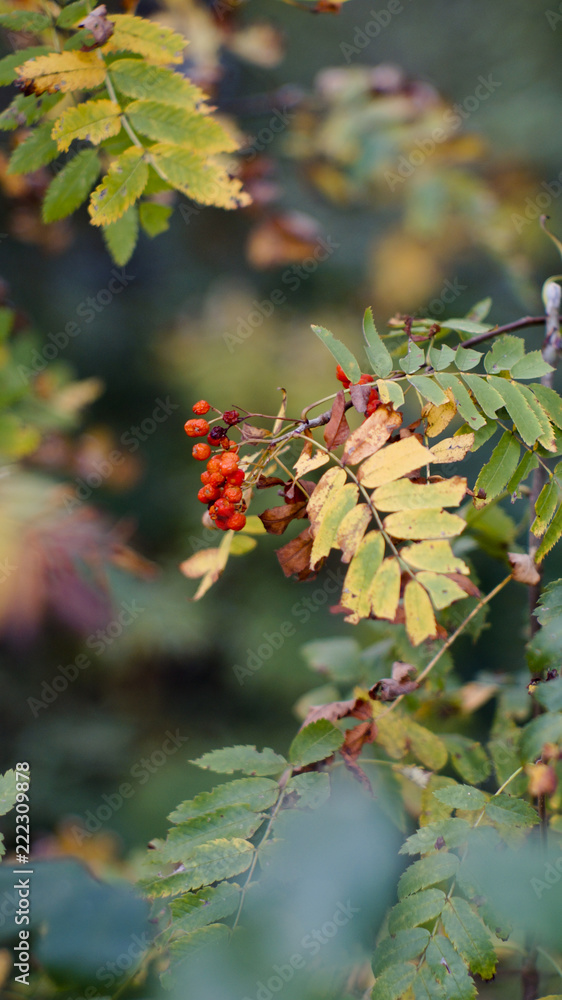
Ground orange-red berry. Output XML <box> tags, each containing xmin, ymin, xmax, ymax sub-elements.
<box><xmin>192</xmin><ymin>400</ymin><xmax>210</xmax><ymax>415</ymax></box>
<box><xmin>192</xmin><ymin>442</ymin><xmax>211</xmax><ymax>461</ymax></box>
<box><xmin>365</xmin><ymin>388</ymin><xmax>380</xmax><ymax>416</ymax></box>
<box><xmin>209</xmin><ymin>471</ymin><xmax>225</xmax><ymax>487</ymax></box>
<box><xmin>219</xmin><ymin>453</ymin><xmax>239</xmax><ymax>475</ymax></box>
<box><xmin>197</xmin><ymin>485</ymin><xmax>220</xmax><ymax>504</ymax></box>
<box><xmin>227</xmin><ymin>512</ymin><xmax>246</xmax><ymax>531</ymax></box>
<box><xmin>336</xmin><ymin>364</ymin><xmax>351</xmax><ymax>388</ymax></box>
<box><xmin>185</xmin><ymin>418</ymin><xmax>210</xmax><ymax>438</ymax></box>
<box><xmin>224</xmin><ymin>486</ymin><xmax>243</xmax><ymax>503</ymax></box>
<box><xmin>200</xmin><ymin>471</ymin><xmax>212</xmax><ymax>485</ymax></box>
<box><xmin>358</xmin><ymin>373</ymin><xmax>375</xmax><ymax>385</ymax></box>
<box><xmin>207</xmin><ymin>456</ymin><xmax>222</xmax><ymax>474</ymax></box>
<box><xmin>227</xmin><ymin>469</ymin><xmax>245</xmax><ymax>487</ymax></box>
<box><xmin>220</xmin><ymin>437</ymin><xmax>231</xmax><ymax>450</ymax></box>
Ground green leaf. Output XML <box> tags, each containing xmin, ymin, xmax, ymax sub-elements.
<box><xmin>467</xmin><ymin>297</ymin><xmax>492</xmax><ymax>322</ymax></box>
<box><xmin>161</xmin><ymin>806</ymin><xmax>265</xmax><ymax>862</ymax></box>
<box><xmin>487</xmin><ymin>377</ymin><xmax>543</xmax><ymax>446</ymax></box>
<box><xmin>433</xmin><ymin>784</ymin><xmax>487</xmax><ymax>811</ymax></box>
<box><xmin>427</xmin><ymin>344</ymin><xmax>456</xmax><ymax>371</ymax></box>
<box><xmin>443</xmin><ymin>736</ymin><xmax>491</xmax><ymax>785</ymax></box>
<box><xmin>474</xmin><ymin>431</ymin><xmax>520</xmax><ymax>502</ymax></box>
<box><xmin>168</xmin><ymin>777</ymin><xmax>279</xmax><ymax>824</ymax></box>
<box><xmin>110</xmin><ymin>58</ymin><xmax>205</xmax><ymax>108</ymax></box>
<box><xmin>416</xmin><ymin>572</ymin><xmax>469</xmax><ymax>611</ymax></box>
<box><xmin>534</xmin><ymin>675</ymin><xmax>562</xmax><ymax>712</ymax></box>
<box><xmin>311</xmin><ymin>324</ymin><xmax>361</xmax><ymax>383</ymax></box>
<box><xmin>408</xmin><ymin>722</ymin><xmax>448</xmax><ymax>770</ymax></box>
<box><xmin>0</xmin><ymin>770</ymin><xmax>18</xmax><ymax>817</ymax></box>
<box><xmin>0</xmin><ymin>47</ymin><xmax>49</xmax><ymax>86</ymax></box>
<box><xmin>289</xmin><ymin>719</ymin><xmax>344</xmax><ymax>767</ymax></box>
<box><xmin>460</xmin><ymin>373</ymin><xmax>504</xmax><ymax>418</ymax></box>
<box><xmin>442</xmin><ymin>318</ymin><xmax>492</xmax><ymax>335</ymax></box>
<box><xmin>139</xmin><ymin>201</ymin><xmax>172</xmax><ymax>237</ymax></box>
<box><xmin>372</xmin><ymin>928</ymin><xmax>430</xmax><ymax>976</ymax></box>
<box><xmin>126</xmin><ymin>99</ymin><xmax>237</xmax><ymax>152</ymax></box>
<box><xmin>398</xmin><ymin>853</ymin><xmax>459</xmax><ymax>900</ymax></box>
<box><xmin>310</xmin><ymin>482</ymin><xmax>359</xmax><ymax>566</ymax></box>
<box><xmin>8</xmin><ymin>121</ymin><xmax>58</xmax><ymax>174</ymax></box>
<box><xmin>0</xmin><ymin>11</ymin><xmax>51</xmax><ymax>31</ymax></box>
<box><xmin>101</xmin><ymin>204</ymin><xmax>138</xmax><ymax>266</ymax></box>
<box><xmin>511</xmin><ymin>351</ymin><xmax>554</xmax><ymax>380</ymax></box>
<box><xmin>485</xmin><ymin>794</ymin><xmax>538</xmax><ymax>828</ymax></box>
<box><xmin>141</xmin><ymin>838</ymin><xmax>253</xmax><ymax>895</ymax></box>
<box><xmin>506</xmin><ymin>450</ymin><xmax>539</xmax><ymax>496</ymax></box>
<box><xmin>168</xmin><ymin>882</ymin><xmax>240</xmax><ymax>933</ymax></box>
<box><xmin>376</xmin><ymin>378</ymin><xmax>404</xmax><ymax>408</ymax></box>
<box><xmin>285</xmin><ymin>772</ymin><xmax>331</xmax><ymax>809</ymax></box>
<box><xmin>424</xmin><ymin>936</ymin><xmax>476</xmax><ymax>1000</ymax></box>
<box><xmin>408</xmin><ymin>376</ymin><xmax>448</xmax><ymax>405</ymax></box>
<box><xmin>462</xmin><ymin>417</ymin><xmax>497</xmax><ymax>451</ymax></box>
<box><xmin>363</xmin><ymin>307</ymin><xmax>393</xmax><ymax>377</ymax></box>
<box><xmin>516</xmin><ymin>383</ymin><xmax>556</xmax><ymax>450</ymax></box>
<box><xmin>531</xmin><ymin>384</ymin><xmax>562</xmax><ymax>430</ymax></box>
<box><xmin>520</xmin><ymin>713</ymin><xmax>562</xmax><ymax>762</ymax></box>
<box><xmin>191</xmin><ymin>745</ymin><xmax>287</xmax><ymax>776</ymax></box>
<box><xmin>535</xmin><ymin>578</ymin><xmax>562</xmax><ymax>627</ymax></box>
<box><xmin>372</xmin><ymin>963</ymin><xmax>417</xmax><ymax>1000</ymax></box>
<box><xmin>442</xmin><ymin>896</ymin><xmax>496</xmax><ymax>978</ymax></box>
<box><xmin>52</xmin><ymin>99</ymin><xmax>122</xmax><ymax>152</ymax></box>
<box><xmin>42</xmin><ymin>147</ymin><xmax>101</xmax><ymax>223</ymax></box>
<box><xmin>536</xmin><ymin>503</ymin><xmax>562</xmax><ymax>562</ymax></box>
<box><xmin>399</xmin><ymin>818</ymin><xmax>471</xmax><ymax>855</ymax></box>
<box><xmin>532</xmin><ymin>481</ymin><xmax>559</xmax><ymax>537</ymax></box>
<box><xmin>0</xmin><ymin>94</ymin><xmax>39</xmax><ymax>131</ymax></box>
<box><xmin>454</xmin><ymin>346</ymin><xmax>482</xmax><ymax>371</ymax></box>
<box><xmin>388</xmin><ymin>888</ymin><xmax>446</xmax><ymax>934</ymax></box>
<box><xmin>435</xmin><ymin>373</ymin><xmax>486</xmax><ymax>430</ymax></box>
<box><xmin>89</xmin><ymin>147</ymin><xmax>148</xmax><ymax>225</ymax></box>
<box><xmin>484</xmin><ymin>335</ymin><xmax>525</xmax><ymax>374</ymax></box>
<box><xmin>399</xmin><ymin>339</ymin><xmax>425</xmax><ymax>375</ymax></box>
<box><xmin>56</xmin><ymin>0</ymin><xmax>91</xmax><ymax>28</ymax></box>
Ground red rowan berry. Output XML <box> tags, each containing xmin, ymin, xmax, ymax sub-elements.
<box><xmin>209</xmin><ymin>471</ymin><xmax>225</xmax><ymax>487</ymax></box>
<box><xmin>358</xmin><ymin>373</ymin><xmax>375</xmax><ymax>385</ymax></box>
<box><xmin>336</xmin><ymin>364</ymin><xmax>351</xmax><ymax>388</ymax></box>
<box><xmin>185</xmin><ymin>418</ymin><xmax>210</xmax><ymax>437</ymax></box>
<box><xmin>224</xmin><ymin>486</ymin><xmax>243</xmax><ymax>503</ymax></box>
<box><xmin>219</xmin><ymin>453</ymin><xmax>239</xmax><ymax>475</ymax></box>
<box><xmin>192</xmin><ymin>442</ymin><xmax>211</xmax><ymax>461</ymax></box>
<box><xmin>365</xmin><ymin>388</ymin><xmax>380</xmax><ymax>417</ymax></box>
<box><xmin>220</xmin><ymin>437</ymin><xmax>231</xmax><ymax>450</ymax></box>
<box><xmin>200</xmin><ymin>471</ymin><xmax>212</xmax><ymax>485</ymax></box>
<box><xmin>223</xmin><ymin>410</ymin><xmax>240</xmax><ymax>426</ymax></box>
<box><xmin>214</xmin><ymin>498</ymin><xmax>235</xmax><ymax>516</ymax></box>
<box><xmin>192</xmin><ymin>400</ymin><xmax>210</xmax><ymax>415</ymax></box>
<box><xmin>207</xmin><ymin>426</ymin><xmax>226</xmax><ymax>445</ymax></box>
<box><xmin>227</xmin><ymin>512</ymin><xmax>246</xmax><ymax>531</ymax></box>
<box><xmin>227</xmin><ymin>469</ymin><xmax>245</xmax><ymax>487</ymax></box>
<box><xmin>197</xmin><ymin>485</ymin><xmax>219</xmax><ymax>503</ymax></box>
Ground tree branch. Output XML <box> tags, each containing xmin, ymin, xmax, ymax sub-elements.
<box><xmin>460</xmin><ymin>315</ymin><xmax>546</xmax><ymax>350</ymax></box>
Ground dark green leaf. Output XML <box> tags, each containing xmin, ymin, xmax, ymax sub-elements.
<box><xmin>363</xmin><ymin>307</ymin><xmax>393</xmax><ymax>377</ymax></box>
<box><xmin>444</xmin><ymin>736</ymin><xmax>492</xmax><ymax>785</ymax></box>
<box><xmin>531</xmin><ymin>384</ymin><xmax>562</xmax><ymax>430</ymax></box>
<box><xmin>388</xmin><ymin>888</ymin><xmax>446</xmax><ymax>934</ymax></box>
<box><xmin>0</xmin><ymin>46</ymin><xmax>49</xmax><ymax>86</ymax></box>
<box><xmin>161</xmin><ymin>805</ymin><xmax>265</xmax><ymax>862</ymax></box>
<box><xmin>520</xmin><ymin>713</ymin><xmax>562</xmax><ymax>762</ymax></box>
<box><xmin>485</xmin><ymin>794</ymin><xmax>538</xmax><ymax>828</ymax></box>
<box><xmin>398</xmin><ymin>853</ymin><xmax>459</xmax><ymax>899</ymax></box>
<box><xmin>372</xmin><ymin>962</ymin><xmax>417</xmax><ymax>1000</ymax></box>
<box><xmin>487</xmin><ymin>377</ymin><xmax>543</xmax><ymax>446</ymax></box>
<box><xmin>399</xmin><ymin>818</ymin><xmax>471</xmax><ymax>855</ymax></box>
<box><xmin>372</xmin><ymin>928</ymin><xmax>430</xmax><ymax>976</ymax></box>
<box><xmin>435</xmin><ymin>373</ymin><xmax>486</xmax><ymax>430</ymax></box>
<box><xmin>191</xmin><ymin>745</ymin><xmax>287</xmax><ymax>776</ymax></box>
<box><xmin>289</xmin><ymin>719</ymin><xmax>344</xmax><ymax>767</ymax></box>
<box><xmin>168</xmin><ymin>777</ymin><xmax>279</xmax><ymax>823</ymax></box>
<box><xmin>534</xmin><ymin>675</ymin><xmax>562</xmax><ymax>712</ymax></box>
<box><xmin>506</xmin><ymin>450</ymin><xmax>539</xmax><ymax>496</ymax></box>
<box><xmin>474</xmin><ymin>431</ymin><xmax>520</xmax><ymax>501</ymax></box>
<box><xmin>442</xmin><ymin>897</ymin><xmax>496</xmax><ymax>979</ymax></box>
<box><xmin>460</xmin><ymin>373</ymin><xmax>504</xmax><ymax>418</ymax></box>
<box><xmin>484</xmin><ymin>335</ymin><xmax>525</xmax><ymax>375</ymax></box>
<box><xmin>168</xmin><ymin>882</ymin><xmax>240</xmax><ymax>933</ymax></box>
<box><xmin>433</xmin><ymin>784</ymin><xmax>487</xmax><ymax>811</ymax></box>
<box><xmin>42</xmin><ymin>148</ymin><xmax>101</xmax><ymax>223</ymax></box>
<box><xmin>312</xmin><ymin>324</ymin><xmax>361</xmax><ymax>383</ymax></box>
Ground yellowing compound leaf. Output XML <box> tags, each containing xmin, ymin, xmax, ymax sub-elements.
<box><xmin>535</xmin><ymin>504</ymin><xmax>562</xmax><ymax>562</ymax></box>
<box><xmin>180</xmin><ymin>533</ymin><xmax>232</xmax><ymax>600</ymax></box>
<box><xmin>358</xmin><ymin>437</ymin><xmax>434</xmax><ymax>488</ymax></box>
<box><xmin>150</xmin><ymin>144</ymin><xmax>250</xmax><ymax>210</ymax></box>
<box><xmin>16</xmin><ymin>51</ymin><xmax>106</xmax><ymax>94</ymax></box>
<box><xmin>126</xmin><ymin>100</ymin><xmax>238</xmax><ymax>153</ymax></box>
<box><xmin>383</xmin><ymin>509</ymin><xmax>465</xmax><ymax>541</ymax></box>
<box><xmin>89</xmin><ymin>147</ymin><xmax>148</xmax><ymax>225</ymax></box>
<box><xmin>373</xmin><ymin>476</ymin><xmax>466</xmax><ymax>512</ymax></box>
<box><xmin>430</xmin><ymin>433</ymin><xmax>474</xmax><ymax>464</ymax></box>
<box><xmin>400</xmin><ymin>540</ymin><xmax>469</xmax><ymax>575</ymax></box>
<box><xmin>341</xmin><ymin>531</ymin><xmax>385</xmax><ymax>621</ymax></box>
<box><xmin>416</xmin><ymin>572</ymin><xmax>469</xmax><ymax>610</ymax></box>
<box><xmin>422</xmin><ymin>387</ymin><xmax>457</xmax><ymax>438</ymax></box>
<box><xmin>336</xmin><ymin>504</ymin><xmax>372</xmax><ymax>562</ymax></box>
<box><xmin>307</xmin><ymin>467</ymin><xmax>347</xmax><ymax>532</ymax></box>
<box><xmin>404</xmin><ymin>580</ymin><xmax>437</xmax><ymax>646</ymax></box>
<box><xmin>109</xmin><ymin>59</ymin><xmax>205</xmax><ymax>108</ymax></box>
<box><xmin>369</xmin><ymin>556</ymin><xmax>401</xmax><ymax>620</ymax></box>
<box><xmin>51</xmin><ymin>99</ymin><xmax>122</xmax><ymax>152</ymax></box>
<box><xmin>341</xmin><ymin>405</ymin><xmax>402</xmax><ymax>465</ymax></box>
<box><xmin>103</xmin><ymin>14</ymin><xmax>185</xmax><ymax>64</ymax></box>
<box><xmin>531</xmin><ymin>480</ymin><xmax>559</xmax><ymax>537</ymax></box>
<box><xmin>310</xmin><ymin>483</ymin><xmax>359</xmax><ymax>567</ymax></box>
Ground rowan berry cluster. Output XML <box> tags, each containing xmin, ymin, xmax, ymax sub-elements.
<box><xmin>335</xmin><ymin>365</ymin><xmax>380</xmax><ymax>416</ymax></box>
<box><xmin>184</xmin><ymin>402</ymin><xmax>247</xmax><ymax>532</ymax></box>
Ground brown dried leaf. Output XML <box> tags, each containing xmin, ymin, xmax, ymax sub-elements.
<box><xmin>256</xmin><ymin>475</ymin><xmax>285</xmax><ymax>489</ymax></box>
<box><xmin>246</xmin><ymin>212</ymin><xmax>322</xmax><ymax>269</ymax></box>
<box><xmin>259</xmin><ymin>502</ymin><xmax>307</xmax><ymax>535</ymax></box>
<box><xmin>508</xmin><ymin>552</ymin><xmax>541</xmax><ymax>586</ymax></box>
<box><xmin>369</xmin><ymin>661</ymin><xmax>419</xmax><ymax>701</ymax></box>
<box><xmin>349</xmin><ymin>383</ymin><xmax>373</xmax><ymax>414</ymax></box>
<box><xmin>240</xmin><ymin>423</ymin><xmax>271</xmax><ymax>443</ymax></box>
<box><xmin>78</xmin><ymin>4</ymin><xmax>114</xmax><ymax>48</ymax></box>
<box><xmin>342</xmin><ymin>405</ymin><xmax>402</xmax><ymax>466</ymax></box>
<box><xmin>445</xmin><ymin>573</ymin><xmax>481</xmax><ymax>598</ymax></box>
<box><xmin>284</xmin><ymin>479</ymin><xmax>316</xmax><ymax>503</ymax></box>
<box><xmin>323</xmin><ymin>390</ymin><xmax>350</xmax><ymax>449</ymax></box>
<box><xmin>457</xmin><ymin>681</ymin><xmax>498</xmax><ymax>714</ymax></box>
<box><xmin>276</xmin><ymin>526</ymin><xmax>315</xmax><ymax>579</ymax></box>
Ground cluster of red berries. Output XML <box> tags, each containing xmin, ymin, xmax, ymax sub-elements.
<box><xmin>335</xmin><ymin>365</ymin><xmax>380</xmax><ymax>416</ymax></box>
<box><xmin>184</xmin><ymin>401</ymin><xmax>247</xmax><ymax>531</ymax></box>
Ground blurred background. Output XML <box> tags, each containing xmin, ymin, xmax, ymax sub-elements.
<box><xmin>0</xmin><ymin>0</ymin><xmax>561</xmax><ymax>868</ymax></box>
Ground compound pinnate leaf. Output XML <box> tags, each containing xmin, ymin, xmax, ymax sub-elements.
<box><xmin>126</xmin><ymin>99</ymin><xmax>238</xmax><ymax>152</ymax></box>
<box><xmin>289</xmin><ymin>719</ymin><xmax>344</xmax><ymax>767</ymax></box>
<box><xmin>510</xmin><ymin>351</ymin><xmax>554</xmax><ymax>380</ymax></box>
<box><xmin>433</xmin><ymin>784</ymin><xmax>487</xmax><ymax>811</ymax></box>
<box><xmin>191</xmin><ymin>746</ymin><xmax>287</xmax><ymax>775</ymax></box>
<box><xmin>388</xmin><ymin>888</ymin><xmax>446</xmax><ymax>934</ymax></box>
<box><xmin>474</xmin><ymin>431</ymin><xmax>520</xmax><ymax>502</ymax></box>
<box><xmin>103</xmin><ymin>14</ymin><xmax>185</xmax><ymax>64</ymax></box>
<box><xmin>424</xmin><ymin>936</ymin><xmax>476</xmax><ymax>1000</ymax></box>
<box><xmin>487</xmin><ymin>377</ymin><xmax>542</xmax><ymax>446</ymax></box>
<box><xmin>372</xmin><ymin>928</ymin><xmax>430</xmax><ymax>976</ymax></box>
<box><xmin>372</xmin><ymin>963</ymin><xmax>417</xmax><ymax>1000</ymax></box>
<box><xmin>399</xmin><ymin>818</ymin><xmax>471</xmax><ymax>855</ymax></box>
<box><xmin>435</xmin><ymin>373</ymin><xmax>486</xmax><ymax>431</ymax></box>
<box><xmin>165</xmin><ymin>838</ymin><xmax>253</xmax><ymax>893</ymax></box>
<box><xmin>532</xmin><ymin>384</ymin><xmax>562</xmax><ymax>429</ymax></box>
<box><xmin>401</xmin><ymin>540</ymin><xmax>469</xmax><ymax>575</ymax></box>
<box><xmin>16</xmin><ymin>51</ymin><xmax>106</xmax><ymax>93</ymax></box>
<box><xmin>373</xmin><ymin>477</ymin><xmax>466</xmax><ymax>512</ymax></box>
<box><xmin>51</xmin><ymin>99</ymin><xmax>122</xmax><ymax>152</ymax></box>
<box><xmin>460</xmin><ymin>373</ymin><xmax>504</xmax><ymax>418</ymax></box>
<box><xmin>7</xmin><ymin>121</ymin><xmax>58</xmax><ymax>174</ymax></box>
<box><xmin>311</xmin><ymin>324</ymin><xmax>361</xmax><ymax>383</ymax></box>
<box><xmin>169</xmin><ymin>882</ymin><xmax>241</xmax><ymax>934</ymax></box>
<box><xmin>42</xmin><ymin>147</ymin><xmax>101</xmax><ymax>223</ymax></box>
<box><xmin>532</xmin><ymin>481</ymin><xmax>559</xmax><ymax>537</ymax></box>
<box><xmin>89</xmin><ymin>147</ymin><xmax>148</xmax><ymax>226</ymax></box>
<box><xmin>169</xmin><ymin>778</ymin><xmax>279</xmax><ymax>823</ymax></box>
<box><xmin>441</xmin><ymin>897</ymin><xmax>496</xmax><ymax>980</ymax></box>
<box><xmin>161</xmin><ymin>805</ymin><xmax>265</xmax><ymax>862</ymax></box>
<box><xmin>404</xmin><ymin>579</ymin><xmax>437</xmax><ymax>646</ymax></box>
<box><xmin>109</xmin><ymin>58</ymin><xmax>205</xmax><ymax>107</ymax></box>
<box><xmin>485</xmin><ymin>794</ymin><xmax>538</xmax><ymax>828</ymax></box>
<box><xmin>358</xmin><ymin>437</ymin><xmax>435</xmax><ymax>488</ymax></box>
<box><xmin>363</xmin><ymin>306</ymin><xmax>393</xmax><ymax>377</ymax></box>
<box><xmin>383</xmin><ymin>509</ymin><xmax>465</xmax><ymax>541</ymax></box>
<box><xmin>398</xmin><ymin>853</ymin><xmax>459</xmax><ymax>900</ymax></box>
<box><xmin>149</xmin><ymin>143</ymin><xmax>250</xmax><ymax>209</ymax></box>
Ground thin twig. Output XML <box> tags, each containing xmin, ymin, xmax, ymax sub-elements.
<box><xmin>456</xmin><ymin>316</ymin><xmax>546</xmax><ymax>350</ymax></box>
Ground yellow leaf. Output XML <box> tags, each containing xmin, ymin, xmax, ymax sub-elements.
<box><xmin>341</xmin><ymin>531</ymin><xmax>385</xmax><ymax>621</ymax></box>
<box><xmin>430</xmin><ymin>432</ymin><xmax>474</xmax><ymax>464</ymax></box>
<box><xmin>408</xmin><ymin>721</ymin><xmax>448</xmax><ymax>770</ymax></box>
<box><xmin>416</xmin><ymin>571</ymin><xmax>469</xmax><ymax>610</ymax></box>
<box><xmin>293</xmin><ymin>445</ymin><xmax>329</xmax><ymax>478</ymax></box>
<box><xmin>307</xmin><ymin>467</ymin><xmax>347</xmax><ymax>532</ymax></box>
<box><xmin>104</xmin><ymin>14</ymin><xmax>185</xmax><ymax>65</ymax></box>
<box><xmin>383</xmin><ymin>509</ymin><xmax>466</xmax><ymax>540</ymax></box>
<box><xmin>310</xmin><ymin>483</ymin><xmax>358</xmax><ymax>567</ymax></box>
<box><xmin>336</xmin><ymin>503</ymin><xmax>372</xmax><ymax>562</ymax></box>
<box><xmin>358</xmin><ymin>436</ymin><xmax>435</xmax><ymax>488</ymax></box>
<box><xmin>16</xmin><ymin>51</ymin><xmax>106</xmax><ymax>94</ymax></box>
<box><xmin>149</xmin><ymin>144</ymin><xmax>250</xmax><ymax>210</ymax></box>
<box><xmin>240</xmin><ymin>515</ymin><xmax>266</xmax><ymax>535</ymax></box>
<box><xmin>51</xmin><ymin>99</ymin><xmax>122</xmax><ymax>152</ymax></box>
<box><xmin>404</xmin><ymin>579</ymin><xmax>437</xmax><ymax>646</ymax></box>
<box><xmin>230</xmin><ymin>534</ymin><xmax>257</xmax><ymax>555</ymax></box>
<box><xmin>369</xmin><ymin>556</ymin><xmax>401</xmax><ymax>620</ymax></box>
<box><xmin>89</xmin><ymin>147</ymin><xmax>148</xmax><ymax>226</ymax></box>
<box><xmin>373</xmin><ymin>710</ymin><xmax>408</xmax><ymax>760</ymax></box>
<box><xmin>179</xmin><ymin>533</ymin><xmax>232</xmax><ymax>600</ymax></box>
<box><xmin>401</xmin><ymin>540</ymin><xmax>469</xmax><ymax>574</ymax></box>
<box><xmin>373</xmin><ymin>476</ymin><xmax>467</xmax><ymax>512</ymax></box>
<box><xmin>341</xmin><ymin>405</ymin><xmax>402</xmax><ymax>465</ymax></box>
<box><xmin>422</xmin><ymin>387</ymin><xmax>457</xmax><ymax>438</ymax></box>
